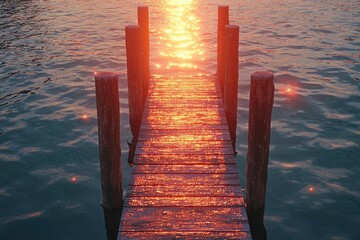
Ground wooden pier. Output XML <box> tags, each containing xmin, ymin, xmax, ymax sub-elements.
<box><xmin>95</xmin><ymin>5</ymin><xmax>275</xmax><ymax>240</ymax></box>
<box><xmin>118</xmin><ymin>74</ymin><xmax>251</xmax><ymax>239</ymax></box>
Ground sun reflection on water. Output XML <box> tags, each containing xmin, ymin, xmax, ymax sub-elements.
<box><xmin>81</xmin><ymin>114</ymin><xmax>89</xmax><ymax>121</ymax></box>
<box><xmin>70</xmin><ymin>176</ymin><xmax>78</xmax><ymax>183</ymax></box>
<box><xmin>308</xmin><ymin>186</ymin><xmax>315</xmax><ymax>193</ymax></box>
<box><xmin>155</xmin><ymin>0</ymin><xmax>205</xmax><ymax>73</ymax></box>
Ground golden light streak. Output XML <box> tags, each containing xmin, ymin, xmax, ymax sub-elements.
<box><xmin>156</xmin><ymin>0</ymin><xmax>205</xmax><ymax>72</ymax></box>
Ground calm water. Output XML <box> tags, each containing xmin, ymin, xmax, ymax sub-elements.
<box><xmin>0</xmin><ymin>0</ymin><xmax>359</xmax><ymax>239</ymax></box>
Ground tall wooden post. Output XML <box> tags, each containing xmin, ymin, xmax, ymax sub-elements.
<box><xmin>246</xmin><ymin>71</ymin><xmax>274</xmax><ymax>239</ymax></box>
<box><xmin>126</xmin><ymin>25</ymin><xmax>143</xmax><ymax>139</ymax></box>
<box><xmin>94</xmin><ymin>72</ymin><xmax>122</xmax><ymax>210</ymax></box>
<box><xmin>224</xmin><ymin>25</ymin><xmax>239</xmax><ymax>150</ymax></box>
<box><xmin>217</xmin><ymin>5</ymin><xmax>229</xmax><ymax>96</ymax></box>
<box><xmin>138</xmin><ymin>6</ymin><xmax>150</xmax><ymax>104</ymax></box>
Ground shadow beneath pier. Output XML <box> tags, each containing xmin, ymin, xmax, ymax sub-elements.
<box><xmin>247</xmin><ymin>211</ymin><xmax>267</xmax><ymax>240</ymax></box>
<box><xmin>127</xmin><ymin>136</ymin><xmax>137</xmax><ymax>166</ymax></box>
<box><xmin>102</xmin><ymin>203</ymin><xmax>123</xmax><ymax>240</ymax></box>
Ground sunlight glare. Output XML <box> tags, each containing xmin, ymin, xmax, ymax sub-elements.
<box><xmin>308</xmin><ymin>186</ymin><xmax>315</xmax><ymax>193</ymax></box>
<box><xmin>156</xmin><ymin>0</ymin><xmax>205</xmax><ymax>72</ymax></box>
<box><xmin>70</xmin><ymin>176</ymin><xmax>77</xmax><ymax>183</ymax></box>
<box><xmin>281</xmin><ymin>85</ymin><xmax>297</xmax><ymax>97</ymax></box>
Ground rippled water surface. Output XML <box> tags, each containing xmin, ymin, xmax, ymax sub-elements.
<box><xmin>0</xmin><ymin>0</ymin><xmax>359</xmax><ymax>239</ymax></box>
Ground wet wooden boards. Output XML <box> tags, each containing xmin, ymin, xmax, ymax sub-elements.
<box><xmin>118</xmin><ymin>75</ymin><xmax>251</xmax><ymax>239</ymax></box>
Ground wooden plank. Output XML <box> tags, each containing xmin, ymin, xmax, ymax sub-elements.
<box><xmin>119</xmin><ymin>231</ymin><xmax>252</xmax><ymax>240</ymax></box>
<box><xmin>147</xmin><ymin>92</ymin><xmax>221</xmax><ymax>97</ymax></box>
<box><xmin>124</xmin><ymin>196</ymin><xmax>245</xmax><ymax>207</ymax></box>
<box><xmin>142</xmin><ymin>114</ymin><xmax>227</xmax><ymax>121</ymax></box>
<box><xmin>149</xmin><ymin>91</ymin><xmax>220</xmax><ymax>94</ymax></box>
<box><xmin>135</xmin><ymin>147</ymin><xmax>234</xmax><ymax>155</ymax></box>
<box><xmin>143</xmin><ymin>118</ymin><xmax>228</xmax><ymax>124</ymax></box>
<box><xmin>145</xmin><ymin>99</ymin><xmax>224</xmax><ymax>105</ymax></box>
<box><xmin>146</xmin><ymin>102</ymin><xmax>223</xmax><ymax>108</ymax></box>
<box><xmin>131</xmin><ymin>164</ymin><xmax>238</xmax><ymax>174</ymax></box>
<box><xmin>147</xmin><ymin>103</ymin><xmax>224</xmax><ymax>108</ymax></box>
<box><xmin>146</xmin><ymin>115</ymin><xmax>226</xmax><ymax>120</ymax></box>
<box><xmin>148</xmin><ymin>94</ymin><xmax>220</xmax><ymax>98</ymax></box>
<box><xmin>149</xmin><ymin>90</ymin><xmax>219</xmax><ymax>94</ymax></box>
<box><xmin>144</xmin><ymin>111</ymin><xmax>226</xmax><ymax>118</ymax></box>
<box><xmin>148</xmin><ymin>90</ymin><xmax>219</xmax><ymax>95</ymax></box>
<box><xmin>126</xmin><ymin>185</ymin><xmax>243</xmax><ymax>197</ymax></box>
<box><xmin>120</xmin><ymin>207</ymin><xmax>249</xmax><ymax>231</ymax></box>
<box><xmin>149</xmin><ymin>83</ymin><xmax>216</xmax><ymax>86</ymax></box>
<box><xmin>138</xmin><ymin>130</ymin><xmax>231</xmax><ymax>141</ymax></box>
<box><xmin>150</xmin><ymin>78</ymin><xmax>216</xmax><ymax>82</ymax></box>
<box><xmin>150</xmin><ymin>79</ymin><xmax>216</xmax><ymax>83</ymax></box>
<box><xmin>148</xmin><ymin>89</ymin><xmax>220</xmax><ymax>94</ymax></box>
<box><xmin>144</xmin><ymin>109</ymin><xmax>227</xmax><ymax>114</ymax></box>
<box><xmin>149</xmin><ymin>79</ymin><xmax>216</xmax><ymax>84</ymax></box>
<box><xmin>137</xmin><ymin>140</ymin><xmax>233</xmax><ymax>148</ymax></box>
<box><xmin>144</xmin><ymin>108</ymin><xmax>225</xmax><ymax>115</ymax></box>
<box><xmin>129</xmin><ymin>173</ymin><xmax>240</xmax><ymax>186</ymax></box>
<box><xmin>138</xmin><ymin>128</ymin><xmax>230</xmax><ymax>135</ymax></box>
<box><xmin>133</xmin><ymin>154</ymin><xmax>236</xmax><ymax>165</ymax></box>
<box><xmin>138</xmin><ymin>135</ymin><xmax>231</xmax><ymax>141</ymax></box>
<box><xmin>140</xmin><ymin>124</ymin><xmax>230</xmax><ymax>130</ymax></box>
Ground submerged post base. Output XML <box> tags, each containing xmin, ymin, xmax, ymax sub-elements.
<box><xmin>247</xmin><ymin>209</ymin><xmax>267</xmax><ymax>240</ymax></box>
<box><xmin>102</xmin><ymin>204</ymin><xmax>123</xmax><ymax>240</ymax></box>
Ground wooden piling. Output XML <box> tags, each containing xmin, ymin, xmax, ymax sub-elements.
<box><xmin>224</xmin><ymin>25</ymin><xmax>239</xmax><ymax>150</ymax></box>
<box><xmin>126</xmin><ymin>25</ymin><xmax>143</xmax><ymax>139</ymax></box>
<box><xmin>246</xmin><ymin>71</ymin><xmax>274</xmax><ymax>236</ymax></box>
<box><xmin>138</xmin><ymin>6</ymin><xmax>150</xmax><ymax>103</ymax></box>
<box><xmin>217</xmin><ymin>5</ymin><xmax>229</xmax><ymax>96</ymax></box>
<box><xmin>94</xmin><ymin>72</ymin><xmax>122</xmax><ymax>210</ymax></box>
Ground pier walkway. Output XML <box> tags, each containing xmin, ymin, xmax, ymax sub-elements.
<box><xmin>118</xmin><ymin>75</ymin><xmax>251</xmax><ymax>239</ymax></box>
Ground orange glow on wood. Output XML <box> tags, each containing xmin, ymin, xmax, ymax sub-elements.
<box><xmin>119</xmin><ymin>74</ymin><xmax>248</xmax><ymax>237</ymax></box>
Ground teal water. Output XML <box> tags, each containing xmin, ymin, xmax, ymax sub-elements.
<box><xmin>0</xmin><ymin>0</ymin><xmax>359</xmax><ymax>239</ymax></box>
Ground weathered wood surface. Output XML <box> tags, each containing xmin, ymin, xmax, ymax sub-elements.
<box><xmin>129</xmin><ymin>173</ymin><xmax>241</xmax><ymax>186</ymax></box>
<box><xmin>134</xmin><ymin>154</ymin><xmax>237</xmax><ymax>165</ymax></box>
<box><xmin>224</xmin><ymin>25</ymin><xmax>239</xmax><ymax>149</ymax></box>
<box><xmin>126</xmin><ymin>185</ymin><xmax>242</xmax><ymax>197</ymax></box>
<box><xmin>118</xmin><ymin>75</ymin><xmax>250</xmax><ymax>239</ymax></box>
<box><xmin>125</xmin><ymin>25</ymin><xmax>143</xmax><ymax>139</ymax></box>
<box><xmin>138</xmin><ymin>6</ymin><xmax>150</xmax><ymax>103</ymax></box>
<box><xmin>130</xmin><ymin>164</ymin><xmax>238</xmax><ymax>174</ymax></box>
<box><xmin>217</xmin><ymin>5</ymin><xmax>229</xmax><ymax>95</ymax></box>
<box><xmin>246</xmin><ymin>71</ymin><xmax>274</xmax><ymax>225</ymax></box>
<box><xmin>121</xmin><ymin>207</ymin><xmax>249</xmax><ymax>230</ymax></box>
<box><xmin>124</xmin><ymin>196</ymin><xmax>244</xmax><ymax>207</ymax></box>
<box><xmin>137</xmin><ymin>140</ymin><xmax>233</xmax><ymax>148</ymax></box>
<box><xmin>138</xmin><ymin>130</ymin><xmax>231</xmax><ymax>141</ymax></box>
<box><xmin>94</xmin><ymin>72</ymin><xmax>122</xmax><ymax>210</ymax></box>
<box><xmin>121</xmin><ymin>231</ymin><xmax>252</xmax><ymax>240</ymax></box>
